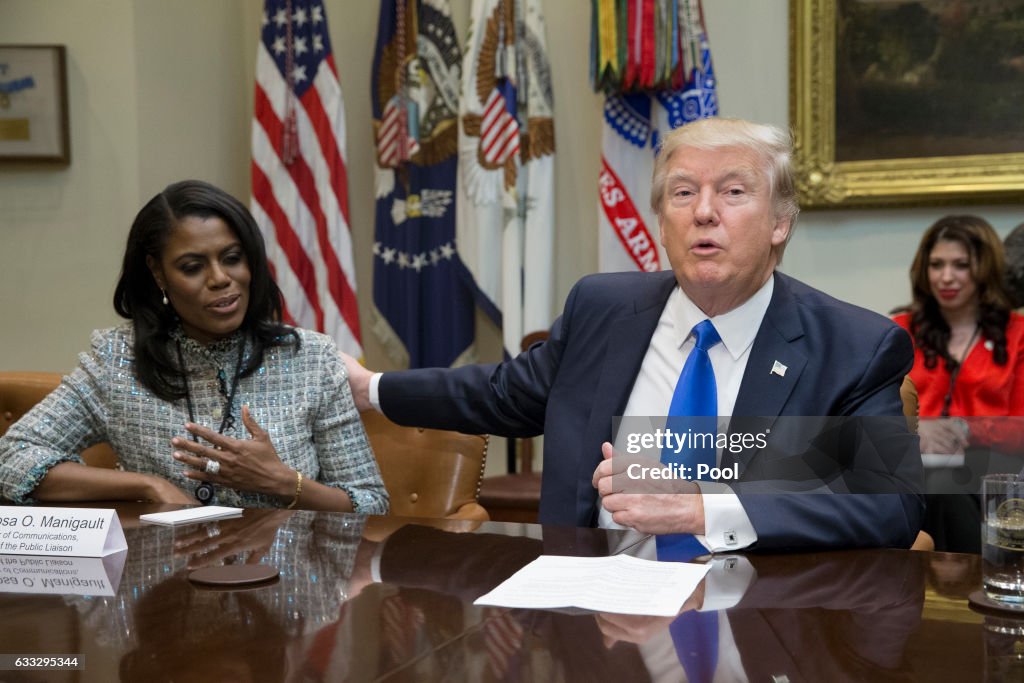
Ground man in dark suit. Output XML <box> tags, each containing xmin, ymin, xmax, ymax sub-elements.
<box><xmin>345</xmin><ymin>117</ymin><xmax>923</xmax><ymax>550</ymax></box>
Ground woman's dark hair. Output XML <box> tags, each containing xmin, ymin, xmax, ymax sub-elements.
<box><xmin>906</xmin><ymin>215</ymin><xmax>1013</xmax><ymax>370</ymax></box>
<box><xmin>113</xmin><ymin>179</ymin><xmax>297</xmax><ymax>399</ymax></box>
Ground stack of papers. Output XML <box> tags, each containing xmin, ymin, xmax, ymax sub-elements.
<box><xmin>474</xmin><ymin>554</ymin><xmax>710</xmax><ymax>616</ymax></box>
<box><xmin>139</xmin><ymin>506</ymin><xmax>243</xmax><ymax>526</ymax></box>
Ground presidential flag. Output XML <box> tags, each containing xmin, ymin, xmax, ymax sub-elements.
<box><xmin>371</xmin><ymin>0</ymin><xmax>474</xmax><ymax>369</ymax></box>
<box><xmin>456</xmin><ymin>0</ymin><xmax>555</xmax><ymax>357</ymax></box>
<box><xmin>598</xmin><ymin>0</ymin><xmax>717</xmax><ymax>273</ymax></box>
<box><xmin>251</xmin><ymin>0</ymin><xmax>362</xmax><ymax>356</ymax></box>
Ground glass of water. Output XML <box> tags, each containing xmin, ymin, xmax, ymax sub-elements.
<box><xmin>983</xmin><ymin>474</ymin><xmax>1024</xmax><ymax>606</ymax></box>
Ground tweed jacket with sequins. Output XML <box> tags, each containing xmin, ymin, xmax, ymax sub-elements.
<box><xmin>0</xmin><ymin>324</ymin><xmax>388</xmax><ymax>512</ymax></box>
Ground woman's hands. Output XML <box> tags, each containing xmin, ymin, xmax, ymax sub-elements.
<box><xmin>171</xmin><ymin>405</ymin><xmax>296</xmax><ymax>501</ymax></box>
<box><xmin>173</xmin><ymin>510</ymin><xmax>291</xmax><ymax>567</ymax></box>
<box><xmin>142</xmin><ymin>475</ymin><xmax>199</xmax><ymax>505</ymax></box>
<box><xmin>31</xmin><ymin>463</ymin><xmax>197</xmax><ymax>505</ymax></box>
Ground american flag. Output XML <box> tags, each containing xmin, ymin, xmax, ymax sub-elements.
<box><xmin>251</xmin><ymin>0</ymin><xmax>362</xmax><ymax>356</ymax></box>
<box><xmin>376</xmin><ymin>96</ymin><xmax>420</xmax><ymax>168</ymax></box>
<box><xmin>480</xmin><ymin>79</ymin><xmax>520</xmax><ymax>166</ymax></box>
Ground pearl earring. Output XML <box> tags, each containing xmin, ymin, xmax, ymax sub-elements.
<box><xmin>161</xmin><ymin>289</ymin><xmax>169</xmax><ymax>306</ymax></box>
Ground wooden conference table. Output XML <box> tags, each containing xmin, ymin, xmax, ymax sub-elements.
<box><xmin>0</xmin><ymin>503</ymin><xmax>1008</xmax><ymax>681</ymax></box>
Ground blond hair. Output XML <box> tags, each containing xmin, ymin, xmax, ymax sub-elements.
<box><xmin>650</xmin><ymin>118</ymin><xmax>799</xmax><ymax>260</ymax></box>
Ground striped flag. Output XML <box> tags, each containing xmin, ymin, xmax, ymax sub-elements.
<box><xmin>377</xmin><ymin>97</ymin><xmax>421</xmax><ymax>168</ymax></box>
<box><xmin>250</xmin><ymin>0</ymin><xmax>362</xmax><ymax>356</ymax></box>
<box><xmin>480</xmin><ymin>78</ymin><xmax>520</xmax><ymax>166</ymax></box>
<box><xmin>456</xmin><ymin>0</ymin><xmax>555</xmax><ymax>357</ymax></box>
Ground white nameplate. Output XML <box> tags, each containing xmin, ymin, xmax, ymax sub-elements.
<box><xmin>0</xmin><ymin>507</ymin><xmax>126</xmax><ymax>557</ymax></box>
<box><xmin>139</xmin><ymin>505</ymin><xmax>243</xmax><ymax>526</ymax></box>
<box><xmin>0</xmin><ymin>550</ymin><xmax>127</xmax><ymax>596</ymax></box>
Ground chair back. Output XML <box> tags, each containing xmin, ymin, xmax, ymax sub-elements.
<box><xmin>900</xmin><ymin>375</ymin><xmax>919</xmax><ymax>434</ymax></box>
<box><xmin>0</xmin><ymin>371</ymin><xmax>118</xmax><ymax>469</ymax></box>
<box><xmin>360</xmin><ymin>410</ymin><xmax>488</xmax><ymax>521</ymax></box>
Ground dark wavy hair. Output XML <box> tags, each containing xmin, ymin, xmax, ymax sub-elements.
<box><xmin>1005</xmin><ymin>222</ymin><xmax>1024</xmax><ymax>309</ymax></box>
<box><xmin>113</xmin><ymin>180</ymin><xmax>297</xmax><ymax>400</ymax></box>
<box><xmin>905</xmin><ymin>215</ymin><xmax>1012</xmax><ymax>370</ymax></box>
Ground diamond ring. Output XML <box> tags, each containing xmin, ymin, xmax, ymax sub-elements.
<box><xmin>204</xmin><ymin>459</ymin><xmax>221</xmax><ymax>475</ymax></box>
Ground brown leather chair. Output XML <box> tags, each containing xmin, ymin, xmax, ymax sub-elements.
<box><xmin>0</xmin><ymin>371</ymin><xmax>118</xmax><ymax>468</ymax></box>
<box><xmin>900</xmin><ymin>374</ymin><xmax>919</xmax><ymax>434</ymax></box>
<box><xmin>361</xmin><ymin>410</ymin><xmax>489</xmax><ymax>521</ymax></box>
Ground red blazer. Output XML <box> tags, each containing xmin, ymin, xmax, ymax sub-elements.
<box><xmin>893</xmin><ymin>311</ymin><xmax>1024</xmax><ymax>453</ymax></box>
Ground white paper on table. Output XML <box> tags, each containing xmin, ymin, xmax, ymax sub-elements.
<box><xmin>139</xmin><ymin>506</ymin><xmax>243</xmax><ymax>526</ymax></box>
<box><xmin>473</xmin><ymin>554</ymin><xmax>711</xmax><ymax>617</ymax></box>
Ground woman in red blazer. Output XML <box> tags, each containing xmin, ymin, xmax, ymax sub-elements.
<box><xmin>893</xmin><ymin>215</ymin><xmax>1024</xmax><ymax>551</ymax></box>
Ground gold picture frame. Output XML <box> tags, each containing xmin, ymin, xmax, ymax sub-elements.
<box><xmin>790</xmin><ymin>0</ymin><xmax>1024</xmax><ymax>208</ymax></box>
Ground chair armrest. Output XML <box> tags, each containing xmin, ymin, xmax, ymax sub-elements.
<box><xmin>446</xmin><ymin>502</ymin><xmax>490</xmax><ymax>522</ymax></box>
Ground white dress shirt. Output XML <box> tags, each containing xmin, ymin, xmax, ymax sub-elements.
<box><xmin>598</xmin><ymin>277</ymin><xmax>775</xmax><ymax>551</ymax></box>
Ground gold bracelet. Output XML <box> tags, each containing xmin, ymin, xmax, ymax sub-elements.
<box><xmin>286</xmin><ymin>470</ymin><xmax>303</xmax><ymax>509</ymax></box>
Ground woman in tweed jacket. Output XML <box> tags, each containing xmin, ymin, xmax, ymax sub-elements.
<box><xmin>0</xmin><ymin>180</ymin><xmax>388</xmax><ymax>513</ymax></box>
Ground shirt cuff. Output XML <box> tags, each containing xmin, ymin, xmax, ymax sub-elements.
<box><xmin>370</xmin><ymin>540</ymin><xmax>385</xmax><ymax>583</ymax></box>
<box><xmin>694</xmin><ymin>481</ymin><xmax>757</xmax><ymax>552</ymax></box>
<box><xmin>369</xmin><ymin>373</ymin><xmax>384</xmax><ymax>412</ymax></box>
<box><xmin>699</xmin><ymin>555</ymin><xmax>756</xmax><ymax>611</ymax></box>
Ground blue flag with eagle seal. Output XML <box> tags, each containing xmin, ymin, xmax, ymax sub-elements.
<box><xmin>370</xmin><ymin>0</ymin><xmax>474</xmax><ymax>368</ymax></box>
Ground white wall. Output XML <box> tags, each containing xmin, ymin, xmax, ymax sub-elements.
<box><xmin>2</xmin><ymin>0</ymin><xmax>1021</xmax><ymax>376</ymax></box>
<box><xmin>1</xmin><ymin>0</ymin><xmax>140</xmax><ymax>369</ymax></box>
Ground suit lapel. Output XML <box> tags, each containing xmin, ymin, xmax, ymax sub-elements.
<box><xmin>577</xmin><ymin>272</ymin><xmax>677</xmax><ymax>525</ymax></box>
<box><xmin>733</xmin><ymin>273</ymin><xmax>807</xmax><ymax>418</ymax></box>
<box><xmin>728</xmin><ymin>274</ymin><xmax>807</xmax><ymax>471</ymax></box>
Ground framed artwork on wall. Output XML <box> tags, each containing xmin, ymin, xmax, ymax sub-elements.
<box><xmin>790</xmin><ymin>0</ymin><xmax>1024</xmax><ymax>208</ymax></box>
<box><xmin>0</xmin><ymin>45</ymin><xmax>70</xmax><ymax>164</ymax></box>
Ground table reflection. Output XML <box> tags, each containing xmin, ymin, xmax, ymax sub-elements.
<box><xmin>0</xmin><ymin>507</ymin><xmax>993</xmax><ymax>681</ymax></box>
<box><xmin>70</xmin><ymin>510</ymin><xmax>362</xmax><ymax>679</ymax></box>
<box><xmin>359</xmin><ymin>526</ymin><xmax>927</xmax><ymax>681</ymax></box>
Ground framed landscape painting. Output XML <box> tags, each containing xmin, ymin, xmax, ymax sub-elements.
<box><xmin>791</xmin><ymin>0</ymin><xmax>1024</xmax><ymax>208</ymax></box>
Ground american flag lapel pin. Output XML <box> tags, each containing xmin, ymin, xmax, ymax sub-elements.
<box><xmin>771</xmin><ymin>360</ymin><xmax>787</xmax><ymax>377</ymax></box>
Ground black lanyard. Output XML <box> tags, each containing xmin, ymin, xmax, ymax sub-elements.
<box><xmin>175</xmin><ymin>338</ymin><xmax>246</xmax><ymax>504</ymax></box>
<box><xmin>941</xmin><ymin>324</ymin><xmax>981</xmax><ymax>418</ymax></box>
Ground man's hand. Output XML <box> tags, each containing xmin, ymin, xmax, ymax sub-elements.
<box><xmin>340</xmin><ymin>351</ymin><xmax>374</xmax><ymax>412</ymax></box>
<box><xmin>595</xmin><ymin>579</ymin><xmax>706</xmax><ymax>648</ymax></box>
<box><xmin>592</xmin><ymin>442</ymin><xmax>706</xmax><ymax>535</ymax></box>
<box><xmin>918</xmin><ymin>417</ymin><xmax>967</xmax><ymax>454</ymax></box>
<box><xmin>595</xmin><ymin>612</ymin><xmax>676</xmax><ymax>648</ymax></box>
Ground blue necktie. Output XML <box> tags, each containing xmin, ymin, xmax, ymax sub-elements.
<box><xmin>657</xmin><ymin>321</ymin><xmax>721</xmax><ymax>682</ymax></box>
<box><xmin>662</xmin><ymin>319</ymin><xmax>721</xmax><ymax>479</ymax></box>
<box><xmin>656</xmin><ymin>534</ymin><xmax>719</xmax><ymax>683</ymax></box>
